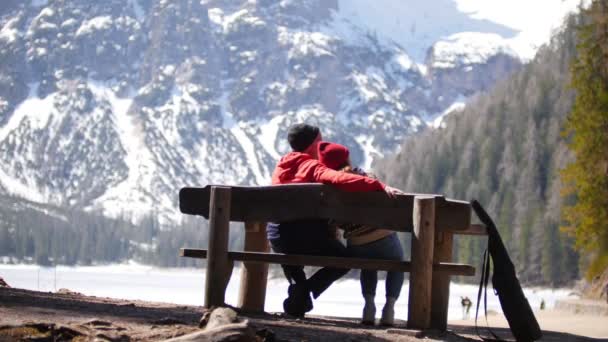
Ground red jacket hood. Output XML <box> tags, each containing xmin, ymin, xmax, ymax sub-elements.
<box><xmin>271</xmin><ymin>152</ymin><xmax>316</xmax><ymax>184</ymax></box>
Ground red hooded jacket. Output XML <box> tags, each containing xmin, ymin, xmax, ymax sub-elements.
<box><xmin>271</xmin><ymin>152</ymin><xmax>385</xmax><ymax>192</ymax></box>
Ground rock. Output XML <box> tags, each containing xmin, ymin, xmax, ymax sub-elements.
<box><xmin>0</xmin><ymin>277</ymin><xmax>9</xmax><ymax>288</ymax></box>
<box><xmin>200</xmin><ymin>307</ymin><xmax>239</xmax><ymax>330</ymax></box>
<box><xmin>84</xmin><ymin>319</ymin><xmax>113</xmax><ymax>327</ymax></box>
<box><xmin>0</xmin><ymin>323</ymin><xmax>85</xmax><ymax>341</ymax></box>
<box><xmin>57</xmin><ymin>288</ymin><xmax>83</xmax><ymax>295</ymax></box>
<box><xmin>164</xmin><ymin>308</ymin><xmax>257</xmax><ymax>342</ymax></box>
<box><xmin>162</xmin><ymin>321</ymin><xmax>257</xmax><ymax>342</ymax></box>
<box><xmin>53</xmin><ymin>324</ymin><xmax>87</xmax><ymax>340</ymax></box>
<box><xmin>96</xmin><ymin>332</ymin><xmax>131</xmax><ymax>342</ymax></box>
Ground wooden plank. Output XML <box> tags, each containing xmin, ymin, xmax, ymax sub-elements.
<box><xmin>458</xmin><ymin>224</ymin><xmax>488</xmax><ymax>235</ymax></box>
<box><xmin>180</xmin><ymin>249</ymin><xmax>476</xmax><ymax>276</ymax></box>
<box><xmin>180</xmin><ymin>185</ymin><xmax>471</xmax><ymax>233</ymax></box>
<box><xmin>435</xmin><ymin>197</ymin><xmax>471</xmax><ymax>232</ymax></box>
<box><xmin>180</xmin><ymin>184</ymin><xmax>324</xmax><ymax>222</ymax></box>
<box><xmin>318</xmin><ymin>185</ymin><xmax>414</xmax><ymax>231</ymax></box>
<box><xmin>204</xmin><ymin>186</ymin><xmax>233</xmax><ymax>308</ymax></box>
<box><xmin>431</xmin><ymin>231</ymin><xmax>454</xmax><ymax>331</ymax></box>
<box><xmin>408</xmin><ymin>196</ymin><xmax>436</xmax><ymax>329</ymax></box>
<box><xmin>237</xmin><ymin>222</ymin><xmax>269</xmax><ymax>313</ymax></box>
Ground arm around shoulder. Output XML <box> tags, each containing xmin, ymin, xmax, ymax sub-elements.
<box><xmin>310</xmin><ymin>161</ymin><xmax>385</xmax><ymax>192</ymax></box>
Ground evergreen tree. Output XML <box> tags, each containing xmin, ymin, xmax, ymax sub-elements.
<box><xmin>561</xmin><ymin>0</ymin><xmax>608</xmax><ymax>279</ymax></box>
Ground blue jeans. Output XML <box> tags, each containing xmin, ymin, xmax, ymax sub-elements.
<box><xmin>347</xmin><ymin>233</ymin><xmax>404</xmax><ymax>299</ymax></box>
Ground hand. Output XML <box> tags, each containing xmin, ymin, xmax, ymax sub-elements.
<box><xmin>384</xmin><ymin>185</ymin><xmax>404</xmax><ymax>198</ymax></box>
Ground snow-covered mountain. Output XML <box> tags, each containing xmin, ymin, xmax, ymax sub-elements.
<box><xmin>0</xmin><ymin>0</ymin><xmax>580</xmax><ymax>224</ymax></box>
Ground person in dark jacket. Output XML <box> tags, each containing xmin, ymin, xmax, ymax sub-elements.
<box><xmin>268</xmin><ymin>123</ymin><xmax>402</xmax><ymax>317</ymax></box>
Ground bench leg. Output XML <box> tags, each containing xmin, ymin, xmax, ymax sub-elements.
<box><xmin>431</xmin><ymin>231</ymin><xmax>453</xmax><ymax>330</ymax></box>
<box><xmin>238</xmin><ymin>221</ymin><xmax>269</xmax><ymax>312</ymax></box>
<box><xmin>408</xmin><ymin>196</ymin><xmax>436</xmax><ymax>329</ymax></box>
<box><xmin>205</xmin><ymin>186</ymin><xmax>233</xmax><ymax>308</ymax></box>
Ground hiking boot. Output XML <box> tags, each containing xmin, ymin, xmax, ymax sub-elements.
<box><xmin>283</xmin><ymin>283</ymin><xmax>313</xmax><ymax>317</ymax></box>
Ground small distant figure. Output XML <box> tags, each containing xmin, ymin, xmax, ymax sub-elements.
<box><xmin>461</xmin><ymin>296</ymin><xmax>472</xmax><ymax>319</ymax></box>
<box><xmin>540</xmin><ymin>298</ymin><xmax>546</xmax><ymax>310</ymax></box>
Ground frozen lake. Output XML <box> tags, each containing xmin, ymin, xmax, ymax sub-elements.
<box><xmin>0</xmin><ymin>263</ymin><xmax>574</xmax><ymax>321</ymax></box>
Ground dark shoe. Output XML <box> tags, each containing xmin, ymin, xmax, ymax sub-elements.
<box><xmin>283</xmin><ymin>283</ymin><xmax>313</xmax><ymax>317</ymax></box>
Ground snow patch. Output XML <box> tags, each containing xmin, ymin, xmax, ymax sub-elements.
<box><xmin>61</xmin><ymin>18</ymin><xmax>77</xmax><ymax>28</ymax></box>
<box><xmin>394</xmin><ymin>52</ymin><xmax>413</xmax><ymax>70</ymax></box>
<box><xmin>76</xmin><ymin>16</ymin><xmax>113</xmax><ymax>36</ymax></box>
<box><xmin>162</xmin><ymin>65</ymin><xmax>175</xmax><ymax>76</ymax></box>
<box><xmin>0</xmin><ymin>17</ymin><xmax>20</xmax><ymax>43</ymax></box>
<box><xmin>430</xmin><ymin>98</ymin><xmax>466</xmax><ymax>128</ymax></box>
<box><xmin>208</xmin><ymin>8</ymin><xmax>265</xmax><ymax>34</ymax></box>
<box><xmin>431</xmin><ymin>32</ymin><xmax>517</xmax><ymax>68</ymax></box>
<box><xmin>278</xmin><ymin>27</ymin><xmax>335</xmax><ymax>59</ymax></box>
<box><xmin>0</xmin><ymin>84</ymin><xmax>55</xmax><ymax>202</ymax></box>
<box><xmin>351</xmin><ymin>67</ymin><xmax>392</xmax><ymax>103</ymax></box>
<box><xmin>355</xmin><ymin>135</ymin><xmax>381</xmax><ymax>170</ymax></box>
<box><xmin>217</xmin><ymin>83</ymin><xmax>268</xmax><ymax>185</ymax></box>
<box><xmin>207</xmin><ymin>8</ymin><xmax>224</xmax><ymax>27</ymax></box>
<box><xmin>0</xmin><ymin>167</ymin><xmax>45</xmax><ymax>203</ymax></box>
<box><xmin>0</xmin><ymin>83</ymin><xmax>55</xmax><ymax>142</ymax></box>
<box><xmin>87</xmin><ymin>80</ymin><xmax>158</xmax><ymax>221</ymax></box>
<box><xmin>258</xmin><ymin>116</ymin><xmax>283</xmax><ymax>161</ymax></box>
<box><xmin>36</xmin><ymin>7</ymin><xmax>55</xmax><ymax>19</ymax></box>
<box><xmin>230</xmin><ymin>124</ymin><xmax>268</xmax><ymax>185</ymax></box>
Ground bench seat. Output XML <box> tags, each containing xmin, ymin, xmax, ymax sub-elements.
<box><xmin>180</xmin><ymin>248</ymin><xmax>475</xmax><ymax>276</ymax></box>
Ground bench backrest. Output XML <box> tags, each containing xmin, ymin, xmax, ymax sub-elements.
<box><xmin>179</xmin><ymin>183</ymin><xmax>471</xmax><ymax>232</ymax></box>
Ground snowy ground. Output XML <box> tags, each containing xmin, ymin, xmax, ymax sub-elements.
<box><xmin>0</xmin><ymin>263</ymin><xmax>575</xmax><ymax>321</ymax></box>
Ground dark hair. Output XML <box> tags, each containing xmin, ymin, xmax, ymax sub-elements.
<box><xmin>287</xmin><ymin>123</ymin><xmax>320</xmax><ymax>151</ymax></box>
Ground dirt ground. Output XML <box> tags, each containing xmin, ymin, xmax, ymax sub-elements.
<box><xmin>0</xmin><ymin>286</ymin><xmax>603</xmax><ymax>341</ymax></box>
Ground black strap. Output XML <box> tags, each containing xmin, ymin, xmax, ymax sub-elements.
<box><xmin>475</xmin><ymin>248</ymin><xmax>502</xmax><ymax>341</ymax></box>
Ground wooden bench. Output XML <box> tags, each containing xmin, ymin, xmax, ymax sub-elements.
<box><xmin>178</xmin><ymin>184</ymin><xmax>487</xmax><ymax>330</ymax></box>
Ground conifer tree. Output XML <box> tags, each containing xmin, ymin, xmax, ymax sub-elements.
<box><xmin>561</xmin><ymin>0</ymin><xmax>608</xmax><ymax>279</ymax></box>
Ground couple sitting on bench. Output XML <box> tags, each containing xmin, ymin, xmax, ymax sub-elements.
<box><xmin>267</xmin><ymin>123</ymin><xmax>405</xmax><ymax>326</ymax></box>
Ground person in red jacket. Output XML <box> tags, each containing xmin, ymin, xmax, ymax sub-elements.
<box><xmin>268</xmin><ymin>123</ymin><xmax>402</xmax><ymax>317</ymax></box>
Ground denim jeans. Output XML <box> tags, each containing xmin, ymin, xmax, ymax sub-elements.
<box><xmin>268</xmin><ymin>220</ymin><xmax>350</xmax><ymax>299</ymax></box>
<box><xmin>347</xmin><ymin>233</ymin><xmax>404</xmax><ymax>299</ymax></box>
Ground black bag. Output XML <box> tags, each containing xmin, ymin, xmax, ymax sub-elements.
<box><xmin>471</xmin><ymin>200</ymin><xmax>542</xmax><ymax>342</ymax></box>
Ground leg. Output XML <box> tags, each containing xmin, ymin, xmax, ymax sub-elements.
<box><xmin>385</xmin><ymin>271</ymin><xmax>405</xmax><ymax>298</ymax></box>
<box><xmin>268</xmin><ymin>220</ymin><xmax>336</xmax><ymax>316</ymax></box>
<box><xmin>306</xmin><ymin>238</ymin><xmax>351</xmax><ymax>298</ymax></box>
<box><xmin>384</xmin><ymin>234</ymin><xmax>405</xmax><ymax>299</ymax></box>
<box><xmin>348</xmin><ymin>241</ymin><xmax>381</xmax><ymax>325</ymax></box>
<box><xmin>269</xmin><ymin>237</ymin><xmax>313</xmax><ymax>317</ymax></box>
<box><xmin>270</xmin><ymin>239</ymin><xmax>306</xmax><ymax>284</ymax></box>
<box><xmin>380</xmin><ymin>234</ymin><xmax>405</xmax><ymax>326</ymax></box>
<box><xmin>361</xmin><ymin>270</ymin><xmax>378</xmax><ymax>297</ymax></box>
<box><xmin>360</xmin><ymin>269</ymin><xmax>378</xmax><ymax>324</ymax></box>
<box><xmin>348</xmin><ymin>233</ymin><xmax>404</xmax><ymax>326</ymax></box>
<box><xmin>281</xmin><ymin>264</ymin><xmax>307</xmax><ymax>285</ymax></box>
